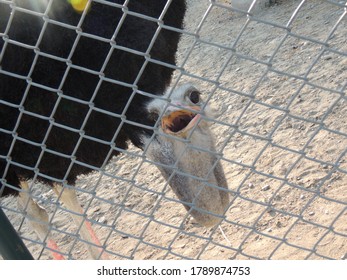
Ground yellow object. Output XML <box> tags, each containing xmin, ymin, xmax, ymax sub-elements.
<box><xmin>68</xmin><ymin>0</ymin><xmax>89</xmax><ymax>13</ymax></box>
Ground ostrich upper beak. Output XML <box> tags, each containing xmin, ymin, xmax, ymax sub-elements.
<box><xmin>146</xmin><ymin>102</ymin><xmax>230</xmax><ymax>227</ymax></box>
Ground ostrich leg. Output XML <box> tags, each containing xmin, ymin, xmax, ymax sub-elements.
<box><xmin>17</xmin><ymin>181</ymin><xmax>65</xmax><ymax>260</ymax></box>
<box><xmin>53</xmin><ymin>183</ymin><xmax>108</xmax><ymax>259</ymax></box>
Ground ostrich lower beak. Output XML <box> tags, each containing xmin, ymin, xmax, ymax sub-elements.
<box><xmin>147</xmin><ymin>108</ymin><xmax>230</xmax><ymax>227</ymax></box>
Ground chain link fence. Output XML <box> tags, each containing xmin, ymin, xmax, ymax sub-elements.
<box><xmin>1</xmin><ymin>0</ymin><xmax>346</xmax><ymax>260</ymax></box>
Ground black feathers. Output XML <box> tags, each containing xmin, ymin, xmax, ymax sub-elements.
<box><xmin>0</xmin><ymin>0</ymin><xmax>186</xmax><ymax>196</ymax></box>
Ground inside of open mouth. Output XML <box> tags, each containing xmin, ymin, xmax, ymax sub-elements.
<box><xmin>162</xmin><ymin>110</ymin><xmax>196</xmax><ymax>133</ymax></box>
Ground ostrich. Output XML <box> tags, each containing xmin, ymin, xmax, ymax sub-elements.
<box><xmin>0</xmin><ymin>0</ymin><xmax>229</xmax><ymax>259</ymax></box>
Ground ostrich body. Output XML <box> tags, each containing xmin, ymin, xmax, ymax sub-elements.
<box><xmin>0</xmin><ymin>0</ymin><xmax>229</xmax><ymax>259</ymax></box>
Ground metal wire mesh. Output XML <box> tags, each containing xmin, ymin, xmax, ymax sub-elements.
<box><xmin>0</xmin><ymin>0</ymin><xmax>346</xmax><ymax>260</ymax></box>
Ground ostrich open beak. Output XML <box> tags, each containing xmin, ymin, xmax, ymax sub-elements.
<box><xmin>161</xmin><ymin>108</ymin><xmax>201</xmax><ymax>137</ymax></box>
<box><xmin>146</xmin><ymin>91</ymin><xmax>230</xmax><ymax>227</ymax></box>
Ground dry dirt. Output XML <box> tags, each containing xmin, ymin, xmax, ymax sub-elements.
<box><xmin>1</xmin><ymin>0</ymin><xmax>347</xmax><ymax>260</ymax></box>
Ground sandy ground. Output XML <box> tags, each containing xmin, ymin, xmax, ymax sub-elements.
<box><xmin>1</xmin><ymin>0</ymin><xmax>347</xmax><ymax>260</ymax></box>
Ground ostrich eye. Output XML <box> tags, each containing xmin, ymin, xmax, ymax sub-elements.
<box><xmin>189</xmin><ymin>90</ymin><xmax>200</xmax><ymax>104</ymax></box>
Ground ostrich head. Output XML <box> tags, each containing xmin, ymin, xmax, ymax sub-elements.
<box><xmin>145</xmin><ymin>84</ymin><xmax>230</xmax><ymax>227</ymax></box>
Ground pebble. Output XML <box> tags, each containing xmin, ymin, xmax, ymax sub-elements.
<box><xmin>98</xmin><ymin>216</ymin><xmax>107</xmax><ymax>224</ymax></box>
<box><xmin>324</xmin><ymin>55</ymin><xmax>332</xmax><ymax>61</ymax></box>
<box><xmin>300</xmin><ymin>194</ymin><xmax>305</xmax><ymax>199</ymax></box>
<box><xmin>261</xmin><ymin>185</ymin><xmax>270</xmax><ymax>191</ymax></box>
<box><xmin>91</xmin><ymin>206</ymin><xmax>101</xmax><ymax>213</ymax></box>
<box><xmin>248</xmin><ymin>183</ymin><xmax>255</xmax><ymax>189</ymax></box>
<box><xmin>268</xmin><ymin>210</ymin><xmax>276</xmax><ymax>217</ymax></box>
<box><xmin>308</xmin><ymin>211</ymin><xmax>315</xmax><ymax>216</ymax></box>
